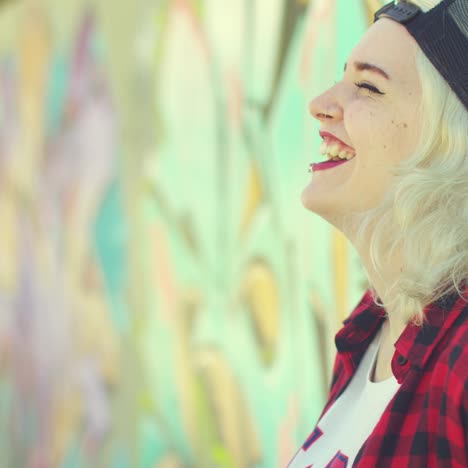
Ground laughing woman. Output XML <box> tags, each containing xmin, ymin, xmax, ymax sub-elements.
<box><xmin>288</xmin><ymin>0</ymin><xmax>468</xmax><ymax>467</ymax></box>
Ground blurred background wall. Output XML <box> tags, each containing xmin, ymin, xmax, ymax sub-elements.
<box><xmin>0</xmin><ymin>0</ymin><xmax>382</xmax><ymax>466</ymax></box>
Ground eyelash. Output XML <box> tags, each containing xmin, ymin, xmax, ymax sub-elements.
<box><xmin>355</xmin><ymin>82</ymin><xmax>385</xmax><ymax>95</ymax></box>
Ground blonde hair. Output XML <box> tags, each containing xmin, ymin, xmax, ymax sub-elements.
<box><xmin>348</xmin><ymin>0</ymin><xmax>468</xmax><ymax>325</ymax></box>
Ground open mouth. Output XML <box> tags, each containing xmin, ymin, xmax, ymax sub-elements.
<box><xmin>319</xmin><ymin>139</ymin><xmax>356</xmax><ymax>162</ymax></box>
<box><xmin>311</xmin><ymin>133</ymin><xmax>356</xmax><ymax>172</ymax></box>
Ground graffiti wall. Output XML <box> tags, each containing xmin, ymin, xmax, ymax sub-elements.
<box><xmin>0</xmin><ymin>0</ymin><xmax>380</xmax><ymax>466</ymax></box>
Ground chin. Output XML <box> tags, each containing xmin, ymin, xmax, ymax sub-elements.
<box><xmin>301</xmin><ymin>187</ymin><xmax>330</xmax><ymax>216</ymax></box>
<box><xmin>301</xmin><ymin>183</ymin><xmax>334</xmax><ymax>213</ymax></box>
<box><xmin>300</xmin><ymin>186</ymin><xmax>316</xmax><ymax>212</ymax></box>
<box><xmin>301</xmin><ymin>186</ymin><xmax>351</xmax><ymax>231</ymax></box>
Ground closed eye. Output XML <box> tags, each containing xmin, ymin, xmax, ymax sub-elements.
<box><xmin>355</xmin><ymin>82</ymin><xmax>385</xmax><ymax>95</ymax></box>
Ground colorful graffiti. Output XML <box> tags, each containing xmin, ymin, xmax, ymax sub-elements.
<box><xmin>0</xmin><ymin>0</ymin><xmax>379</xmax><ymax>466</ymax></box>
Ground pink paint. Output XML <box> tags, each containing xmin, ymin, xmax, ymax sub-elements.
<box><xmin>227</xmin><ymin>70</ymin><xmax>243</xmax><ymax>129</ymax></box>
<box><xmin>277</xmin><ymin>396</ymin><xmax>300</xmax><ymax>467</ymax></box>
<box><xmin>299</xmin><ymin>0</ymin><xmax>336</xmax><ymax>86</ymax></box>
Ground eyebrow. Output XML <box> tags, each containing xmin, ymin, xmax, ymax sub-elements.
<box><xmin>344</xmin><ymin>61</ymin><xmax>391</xmax><ymax>80</ymax></box>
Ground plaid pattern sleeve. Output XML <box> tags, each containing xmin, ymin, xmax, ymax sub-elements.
<box><xmin>300</xmin><ymin>287</ymin><xmax>468</xmax><ymax>467</ymax></box>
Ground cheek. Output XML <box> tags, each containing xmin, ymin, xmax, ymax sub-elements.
<box><xmin>388</xmin><ymin>118</ymin><xmax>420</xmax><ymax>161</ymax></box>
<box><xmin>346</xmin><ymin>105</ymin><xmax>418</xmax><ymax>162</ymax></box>
<box><xmin>345</xmin><ymin>105</ymin><xmax>394</xmax><ymax>153</ymax></box>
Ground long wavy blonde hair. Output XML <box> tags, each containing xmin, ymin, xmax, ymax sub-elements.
<box><xmin>348</xmin><ymin>0</ymin><xmax>468</xmax><ymax>325</ymax></box>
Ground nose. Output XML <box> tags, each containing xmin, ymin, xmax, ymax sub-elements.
<box><xmin>308</xmin><ymin>85</ymin><xmax>343</xmax><ymax>122</ymax></box>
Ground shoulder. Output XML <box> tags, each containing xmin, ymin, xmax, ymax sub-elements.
<box><xmin>432</xmin><ymin>305</ymin><xmax>468</xmax><ymax>404</ymax></box>
<box><xmin>440</xmin><ymin>302</ymin><xmax>468</xmax><ymax>370</ymax></box>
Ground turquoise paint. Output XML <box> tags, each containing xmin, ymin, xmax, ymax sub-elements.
<box><xmin>139</xmin><ymin>419</ymin><xmax>170</xmax><ymax>468</ymax></box>
<box><xmin>112</xmin><ymin>450</ymin><xmax>130</xmax><ymax>468</ymax></box>
<box><xmin>0</xmin><ymin>380</ymin><xmax>13</xmax><ymax>467</ymax></box>
<box><xmin>0</xmin><ymin>1</ymin><xmax>374</xmax><ymax>466</ymax></box>
<box><xmin>272</xmin><ymin>17</ymin><xmax>309</xmax><ymax>182</ymax></box>
<box><xmin>336</xmin><ymin>0</ymin><xmax>369</xmax><ymax>78</ymax></box>
<box><xmin>61</xmin><ymin>438</ymin><xmax>83</xmax><ymax>468</ymax></box>
<box><xmin>93</xmin><ymin>180</ymin><xmax>130</xmax><ymax>334</ymax></box>
<box><xmin>46</xmin><ymin>55</ymin><xmax>69</xmax><ymax>133</ymax></box>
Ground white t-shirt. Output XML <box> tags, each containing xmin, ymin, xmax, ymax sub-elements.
<box><xmin>288</xmin><ymin>324</ymin><xmax>401</xmax><ymax>467</ymax></box>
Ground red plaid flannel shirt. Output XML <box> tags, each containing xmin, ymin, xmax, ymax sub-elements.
<box><xmin>300</xmin><ymin>287</ymin><xmax>468</xmax><ymax>467</ymax></box>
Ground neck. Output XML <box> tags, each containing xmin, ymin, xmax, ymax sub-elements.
<box><xmin>347</xmin><ymin>233</ymin><xmax>409</xmax><ymax>344</ymax></box>
<box><xmin>362</xmin><ymin>256</ymin><xmax>408</xmax><ymax>344</ymax></box>
<box><xmin>331</xmin><ymin>215</ymin><xmax>412</xmax><ymax>344</ymax></box>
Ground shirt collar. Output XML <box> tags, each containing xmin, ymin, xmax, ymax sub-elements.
<box><xmin>336</xmin><ymin>287</ymin><xmax>468</xmax><ymax>371</ymax></box>
<box><xmin>396</xmin><ymin>289</ymin><xmax>468</xmax><ymax>369</ymax></box>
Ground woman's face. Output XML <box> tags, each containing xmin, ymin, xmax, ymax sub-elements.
<box><xmin>302</xmin><ymin>19</ymin><xmax>423</xmax><ymax>229</ymax></box>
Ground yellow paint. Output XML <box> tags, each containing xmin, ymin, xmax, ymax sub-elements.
<box><xmin>51</xmin><ymin>383</ymin><xmax>82</xmax><ymax>466</ymax></box>
<box><xmin>0</xmin><ymin>195</ymin><xmax>18</xmax><ymax>292</ymax></box>
<box><xmin>332</xmin><ymin>228</ymin><xmax>348</xmax><ymax>323</ymax></box>
<box><xmin>243</xmin><ymin>260</ymin><xmax>280</xmax><ymax>364</ymax></box>
<box><xmin>15</xmin><ymin>4</ymin><xmax>50</xmax><ymax>196</ymax></box>
<box><xmin>193</xmin><ymin>348</ymin><xmax>262</xmax><ymax>467</ymax></box>
<box><xmin>365</xmin><ymin>0</ymin><xmax>384</xmax><ymax>25</ymax></box>
<box><xmin>240</xmin><ymin>161</ymin><xmax>263</xmax><ymax>240</ymax></box>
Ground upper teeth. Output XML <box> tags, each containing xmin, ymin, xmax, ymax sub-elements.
<box><xmin>320</xmin><ymin>142</ymin><xmax>355</xmax><ymax>160</ymax></box>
